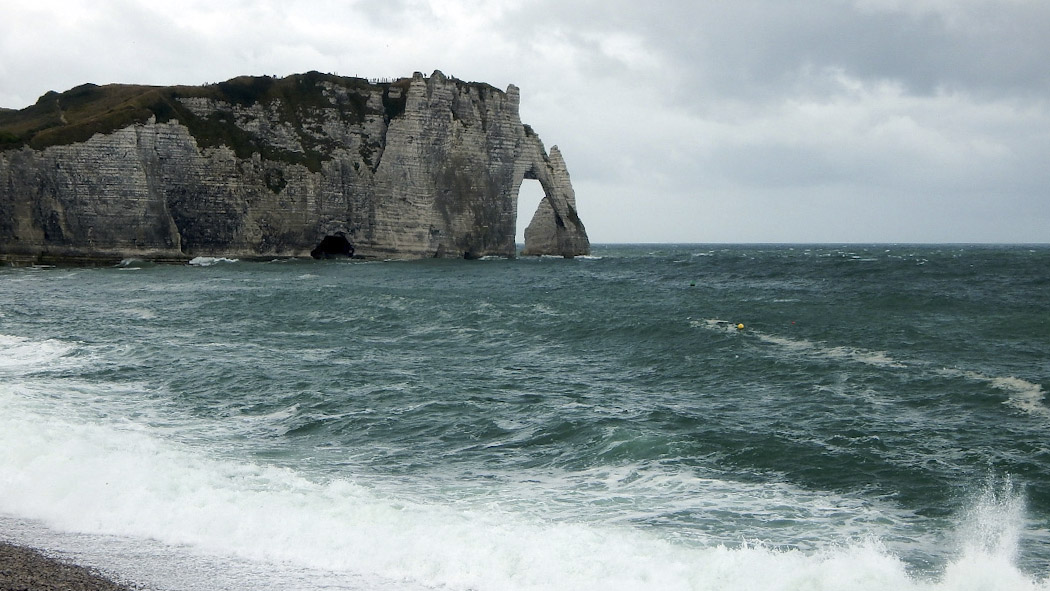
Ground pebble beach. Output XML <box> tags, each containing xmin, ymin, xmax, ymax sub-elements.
<box><xmin>0</xmin><ymin>542</ymin><xmax>134</xmax><ymax>591</ymax></box>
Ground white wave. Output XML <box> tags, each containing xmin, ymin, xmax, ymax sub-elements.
<box><xmin>955</xmin><ymin>479</ymin><xmax>1026</xmax><ymax>563</ymax></box>
<box><xmin>690</xmin><ymin>319</ymin><xmax>906</xmax><ymax>369</ymax></box>
<box><xmin>991</xmin><ymin>377</ymin><xmax>1050</xmax><ymax>419</ymax></box>
<box><xmin>116</xmin><ymin>258</ymin><xmax>158</xmax><ymax>269</ymax></box>
<box><xmin>754</xmin><ymin>332</ymin><xmax>820</xmax><ymax>352</ymax></box>
<box><xmin>940</xmin><ymin>369</ymin><xmax>1050</xmax><ymax>419</ymax></box>
<box><xmin>0</xmin><ymin>334</ymin><xmax>77</xmax><ymax>374</ymax></box>
<box><xmin>822</xmin><ymin>345</ymin><xmax>906</xmax><ymax>368</ymax></box>
<box><xmin>188</xmin><ymin>256</ymin><xmax>240</xmax><ymax>266</ymax></box>
<box><xmin>2</xmin><ymin>390</ymin><xmax>1048</xmax><ymax>591</ymax></box>
<box><xmin>939</xmin><ymin>479</ymin><xmax>1049</xmax><ymax>591</ymax></box>
<box><xmin>753</xmin><ymin>334</ymin><xmax>905</xmax><ymax>368</ymax></box>
<box><xmin>526</xmin><ymin>303</ymin><xmax>560</xmax><ymax>316</ymax></box>
<box><xmin>123</xmin><ymin>307</ymin><xmax>157</xmax><ymax>320</ymax></box>
<box><xmin>690</xmin><ymin>318</ymin><xmax>747</xmax><ymax>335</ymax></box>
<box><xmin>692</xmin><ymin>323</ymin><xmax>1045</xmax><ymax>418</ymax></box>
<box><xmin>695</xmin><ymin>322</ymin><xmax>1049</xmax><ymax>419</ymax></box>
<box><xmin>492</xmin><ymin>464</ymin><xmax>924</xmax><ymax>551</ymax></box>
<box><xmin>238</xmin><ymin>403</ymin><xmax>301</xmax><ymax>426</ymax></box>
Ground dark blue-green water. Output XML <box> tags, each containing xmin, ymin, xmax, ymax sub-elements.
<box><xmin>2</xmin><ymin>244</ymin><xmax>1049</xmax><ymax>590</ymax></box>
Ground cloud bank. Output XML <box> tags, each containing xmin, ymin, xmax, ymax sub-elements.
<box><xmin>2</xmin><ymin>0</ymin><xmax>1047</xmax><ymax>242</ymax></box>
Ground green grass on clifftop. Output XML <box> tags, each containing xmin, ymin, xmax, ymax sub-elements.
<box><xmin>0</xmin><ymin>72</ymin><xmax>417</xmax><ymax>172</ymax></box>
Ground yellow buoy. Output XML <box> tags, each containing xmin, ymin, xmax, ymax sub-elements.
<box><xmin>736</xmin><ymin>323</ymin><xmax>745</xmax><ymax>330</ymax></box>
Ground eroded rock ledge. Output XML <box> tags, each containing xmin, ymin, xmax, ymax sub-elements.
<box><xmin>0</xmin><ymin>71</ymin><xmax>589</xmax><ymax>264</ymax></box>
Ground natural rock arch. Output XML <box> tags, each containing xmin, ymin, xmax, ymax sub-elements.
<box><xmin>515</xmin><ymin>179</ymin><xmax>545</xmax><ymax>244</ymax></box>
<box><xmin>517</xmin><ymin>143</ymin><xmax>589</xmax><ymax>258</ymax></box>
<box><xmin>0</xmin><ymin>71</ymin><xmax>590</xmax><ymax>264</ymax></box>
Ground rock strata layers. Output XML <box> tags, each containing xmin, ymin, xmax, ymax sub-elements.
<box><xmin>0</xmin><ymin>71</ymin><xmax>589</xmax><ymax>263</ymax></box>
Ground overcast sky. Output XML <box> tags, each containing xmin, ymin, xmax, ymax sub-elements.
<box><xmin>2</xmin><ymin>0</ymin><xmax>1048</xmax><ymax>243</ymax></box>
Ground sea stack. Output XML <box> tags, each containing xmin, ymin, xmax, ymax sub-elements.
<box><xmin>0</xmin><ymin>71</ymin><xmax>589</xmax><ymax>264</ymax></box>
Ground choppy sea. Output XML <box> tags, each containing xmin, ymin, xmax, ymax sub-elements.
<box><xmin>2</xmin><ymin>244</ymin><xmax>1049</xmax><ymax>591</ymax></box>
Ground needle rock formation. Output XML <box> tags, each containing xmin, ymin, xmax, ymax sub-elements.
<box><xmin>0</xmin><ymin>71</ymin><xmax>589</xmax><ymax>263</ymax></box>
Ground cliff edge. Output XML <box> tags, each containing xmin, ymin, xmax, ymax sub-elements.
<box><xmin>0</xmin><ymin>71</ymin><xmax>589</xmax><ymax>263</ymax></box>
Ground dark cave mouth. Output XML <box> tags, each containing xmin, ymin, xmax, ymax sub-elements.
<box><xmin>311</xmin><ymin>235</ymin><xmax>355</xmax><ymax>259</ymax></box>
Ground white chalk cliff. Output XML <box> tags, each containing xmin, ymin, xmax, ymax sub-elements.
<box><xmin>0</xmin><ymin>71</ymin><xmax>589</xmax><ymax>263</ymax></box>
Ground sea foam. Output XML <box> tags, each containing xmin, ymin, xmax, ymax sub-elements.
<box><xmin>938</xmin><ymin>368</ymin><xmax>1050</xmax><ymax>419</ymax></box>
<box><xmin>690</xmin><ymin>320</ymin><xmax>1050</xmax><ymax>419</ymax></box>
<box><xmin>0</xmin><ymin>334</ymin><xmax>76</xmax><ymax>373</ymax></box>
<box><xmin>2</xmin><ymin>384</ymin><xmax>1048</xmax><ymax>591</ymax></box>
<box><xmin>689</xmin><ymin>319</ymin><xmax>906</xmax><ymax>368</ymax></box>
<box><xmin>188</xmin><ymin>256</ymin><xmax>239</xmax><ymax>266</ymax></box>
<box><xmin>2</xmin><ymin>330</ymin><xmax>1048</xmax><ymax>591</ymax></box>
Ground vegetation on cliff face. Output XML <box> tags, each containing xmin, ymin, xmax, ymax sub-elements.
<box><xmin>0</xmin><ymin>72</ymin><xmax>420</xmax><ymax>172</ymax></box>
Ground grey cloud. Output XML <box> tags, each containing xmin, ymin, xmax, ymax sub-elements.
<box><xmin>503</xmin><ymin>1</ymin><xmax>1050</xmax><ymax>101</ymax></box>
<box><xmin>2</xmin><ymin>0</ymin><xmax>1046</xmax><ymax>242</ymax></box>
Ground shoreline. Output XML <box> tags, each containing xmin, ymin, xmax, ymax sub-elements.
<box><xmin>0</xmin><ymin>541</ymin><xmax>135</xmax><ymax>591</ymax></box>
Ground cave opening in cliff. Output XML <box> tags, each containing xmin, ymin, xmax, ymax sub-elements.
<box><xmin>516</xmin><ymin>179</ymin><xmax>546</xmax><ymax>245</ymax></box>
<box><xmin>311</xmin><ymin>235</ymin><xmax>354</xmax><ymax>259</ymax></box>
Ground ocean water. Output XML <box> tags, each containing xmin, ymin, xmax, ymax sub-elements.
<box><xmin>1</xmin><ymin>244</ymin><xmax>1049</xmax><ymax>591</ymax></box>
